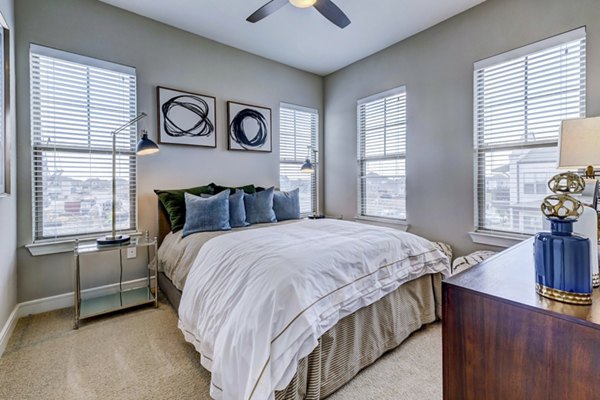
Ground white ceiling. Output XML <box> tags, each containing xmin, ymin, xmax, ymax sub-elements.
<box><xmin>99</xmin><ymin>0</ymin><xmax>486</xmax><ymax>75</ymax></box>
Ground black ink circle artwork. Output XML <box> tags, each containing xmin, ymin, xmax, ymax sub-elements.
<box><xmin>161</xmin><ymin>95</ymin><xmax>214</xmax><ymax>137</ymax></box>
<box><xmin>229</xmin><ymin>108</ymin><xmax>268</xmax><ymax>149</ymax></box>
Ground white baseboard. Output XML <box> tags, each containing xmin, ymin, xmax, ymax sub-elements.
<box><xmin>0</xmin><ymin>305</ymin><xmax>19</xmax><ymax>357</ymax></box>
<box><xmin>18</xmin><ymin>277</ymin><xmax>156</xmax><ymax>318</ymax></box>
<box><xmin>0</xmin><ymin>277</ymin><xmax>156</xmax><ymax>358</ymax></box>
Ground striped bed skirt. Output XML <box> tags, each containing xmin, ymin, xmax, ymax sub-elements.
<box><xmin>275</xmin><ymin>273</ymin><xmax>442</xmax><ymax>399</ymax></box>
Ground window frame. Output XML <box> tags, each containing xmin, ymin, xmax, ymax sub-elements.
<box><xmin>356</xmin><ymin>86</ymin><xmax>408</xmax><ymax>222</ymax></box>
<box><xmin>30</xmin><ymin>44</ymin><xmax>138</xmax><ymax>243</ymax></box>
<box><xmin>473</xmin><ymin>28</ymin><xmax>586</xmax><ymax>239</ymax></box>
<box><xmin>279</xmin><ymin>102</ymin><xmax>319</xmax><ymax>215</ymax></box>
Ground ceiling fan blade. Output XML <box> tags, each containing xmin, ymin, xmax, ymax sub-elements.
<box><xmin>247</xmin><ymin>0</ymin><xmax>289</xmax><ymax>23</ymax></box>
<box><xmin>313</xmin><ymin>0</ymin><xmax>351</xmax><ymax>29</ymax></box>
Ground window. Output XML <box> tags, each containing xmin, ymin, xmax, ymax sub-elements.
<box><xmin>30</xmin><ymin>45</ymin><xmax>138</xmax><ymax>241</ymax></box>
<box><xmin>357</xmin><ymin>86</ymin><xmax>407</xmax><ymax>221</ymax></box>
<box><xmin>474</xmin><ymin>28</ymin><xmax>586</xmax><ymax>236</ymax></box>
<box><xmin>279</xmin><ymin>103</ymin><xmax>318</xmax><ymax>214</ymax></box>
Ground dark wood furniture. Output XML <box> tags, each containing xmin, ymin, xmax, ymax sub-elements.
<box><xmin>443</xmin><ymin>238</ymin><xmax>600</xmax><ymax>400</ymax></box>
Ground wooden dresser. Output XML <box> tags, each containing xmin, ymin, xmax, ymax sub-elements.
<box><xmin>443</xmin><ymin>238</ymin><xmax>600</xmax><ymax>400</ymax></box>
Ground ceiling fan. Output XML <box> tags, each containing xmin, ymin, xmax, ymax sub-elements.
<box><xmin>247</xmin><ymin>0</ymin><xmax>351</xmax><ymax>29</ymax></box>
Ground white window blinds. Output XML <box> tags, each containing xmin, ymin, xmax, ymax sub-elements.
<box><xmin>30</xmin><ymin>45</ymin><xmax>138</xmax><ymax>242</ymax></box>
<box><xmin>279</xmin><ymin>103</ymin><xmax>319</xmax><ymax>214</ymax></box>
<box><xmin>357</xmin><ymin>86</ymin><xmax>407</xmax><ymax>220</ymax></box>
<box><xmin>474</xmin><ymin>28</ymin><xmax>586</xmax><ymax>235</ymax></box>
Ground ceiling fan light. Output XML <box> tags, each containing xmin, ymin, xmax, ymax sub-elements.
<box><xmin>289</xmin><ymin>0</ymin><xmax>316</xmax><ymax>8</ymax></box>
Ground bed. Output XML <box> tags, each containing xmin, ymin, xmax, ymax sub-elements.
<box><xmin>156</xmin><ymin>201</ymin><xmax>451</xmax><ymax>400</ymax></box>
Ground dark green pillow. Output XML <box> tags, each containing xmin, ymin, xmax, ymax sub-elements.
<box><xmin>155</xmin><ymin>185</ymin><xmax>214</xmax><ymax>232</ymax></box>
<box><xmin>209</xmin><ymin>183</ymin><xmax>256</xmax><ymax>194</ymax></box>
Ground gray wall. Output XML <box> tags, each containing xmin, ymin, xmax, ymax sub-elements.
<box><xmin>15</xmin><ymin>0</ymin><xmax>323</xmax><ymax>302</ymax></box>
<box><xmin>323</xmin><ymin>0</ymin><xmax>600</xmax><ymax>257</ymax></box>
<box><xmin>0</xmin><ymin>0</ymin><xmax>15</xmax><ymax>330</ymax></box>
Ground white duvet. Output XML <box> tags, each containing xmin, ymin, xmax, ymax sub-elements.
<box><xmin>178</xmin><ymin>219</ymin><xmax>450</xmax><ymax>400</ymax></box>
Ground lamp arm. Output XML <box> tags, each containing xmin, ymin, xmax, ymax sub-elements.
<box><xmin>110</xmin><ymin>112</ymin><xmax>147</xmax><ymax>239</ymax></box>
<box><xmin>111</xmin><ymin>112</ymin><xmax>147</xmax><ymax>136</ymax></box>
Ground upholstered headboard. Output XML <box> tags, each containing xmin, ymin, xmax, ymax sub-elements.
<box><xmin>158</xmin><ymin>200</ymin><xmax>171</xmax><ymax>247</ymax></box>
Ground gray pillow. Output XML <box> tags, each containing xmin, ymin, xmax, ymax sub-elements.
<box><xmin>273</xmin><ymin>189</ymin><xmax>301</xmax><ymax>221</ymax></box>
<box><xmin>244</xmin><ymin>186</ymin><xmax>277</xmax><ymax>224</ymax></box>
<box><xmin>182</xmin><ymin>190</ymin><xmax>231</xmax><ymax>237</ymax></box>
<box><xmin>229</xmin><ymin>190</ymin><xmax>249</xmax><ymax>228</ymax></box>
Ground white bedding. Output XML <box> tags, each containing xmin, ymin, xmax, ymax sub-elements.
<box><xmin>178</xmin><ymin>219</ymin><xmax>450</xmax><ymax>400</ymax></box>
<box><xmin>158</xmin><ymin>221</ymin><xmax>297</xmax><ymax>291</ymax></box>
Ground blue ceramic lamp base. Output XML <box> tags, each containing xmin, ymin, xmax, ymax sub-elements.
<box><xmin>534</xmin><ymin>218</ymin><xmax>591</xmax><ymax>306</ymax></box>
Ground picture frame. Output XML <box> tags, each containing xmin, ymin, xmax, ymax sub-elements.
<box><xmin>157</xmin><ymin>86</ymin><xmax>217</xmax><ymax>148</ymax></box>
<box><xmin>0</xmin><ymin>12</ymin><xmax>10</xmax><ymax>196</ymax></box>
<box><xmin>227</xmin><ymin>101</ymin><xmax>272</xmax><ymax>153</ymax></box>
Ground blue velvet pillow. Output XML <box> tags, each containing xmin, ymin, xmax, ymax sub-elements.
<box><xmin>229</xmin><ymin>190</ymin><xmax>249</xmax><ymax>228</ymax></box>
<box><xmin>244</xmin><ymin>186</ymin><xmax>277</xmax><ymax>224</ymax></box>
<box><xmin>182</xmin><ymin>190</ymin><xmax>231</xmax><ymax>237</ymax></box>
<box><xmin>273</xmin><ymin>189</ymin><xmax>301</xmax><ymax>221</ymax></box>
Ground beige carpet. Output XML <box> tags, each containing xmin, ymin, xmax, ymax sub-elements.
<box><xmin>0</xmin><ymin>299</ymin><xmax>441</xmax><ymax>400</ymax></box>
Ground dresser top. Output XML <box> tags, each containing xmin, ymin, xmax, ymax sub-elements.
<box><xmin>445</xmin><ymin>238</ymin><xmax>600</xmax><ymax>327</ymax></box>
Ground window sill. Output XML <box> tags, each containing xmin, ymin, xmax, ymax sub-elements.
<box><xmin>469</xmin><ymin>231</ymin><xmax>531</xmax><ymax>248</ymax></box>
<box><xmin>354</xmin><ymin>216</ymin><xmax>409</xmax><ymax>232</ymax></box>
<box><xmin>26</xmin><ymin>232</ymin><xmax>143</xmax><ymax>256</ymax></box>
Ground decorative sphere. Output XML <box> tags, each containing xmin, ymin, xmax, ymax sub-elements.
<box><xmin>547</xmin><ymin>172</ymin><xmax>585</xmax><ymax>194</ymax></box>
<box><xmin>541</xmin><ymin>194</ymin><xmax>583</xmax><ymax>220</ymax></box>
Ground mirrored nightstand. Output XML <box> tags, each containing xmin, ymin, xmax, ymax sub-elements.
<box><xmin>73</xmin><ymin>234</ymin><xmax>158</xmax><ymax>329</ymax></box>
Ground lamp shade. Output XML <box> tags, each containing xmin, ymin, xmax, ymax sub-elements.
<box><xmin>558</xmin><ymin>117</ymin><xmax>600</xmax><ymax>169</ymax></box>
<box><xmin>136</xmin><ymin>132</ymin><xmax>159</xmax><ymax>156</ymax></box>
<box><xmin>300</xmin><ymin>158</ymin><xmax>314</xmax><ymax>173</ymax></box>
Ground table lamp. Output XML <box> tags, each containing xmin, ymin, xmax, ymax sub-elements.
<box><xmin>558</xmin><ymin>116</ymin><xmax>600</xmax><ymax>287</ymax></box>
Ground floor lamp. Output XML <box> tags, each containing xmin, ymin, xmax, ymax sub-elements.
<box><xmin>97</xmin><ymin>112</ymin><xmax>159</xmax><ymax>246</ymax></box>
<box><xmin>301</xmin><ymin>146</ymin><xmax>324</xmax><ymax>218</ymax></box>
